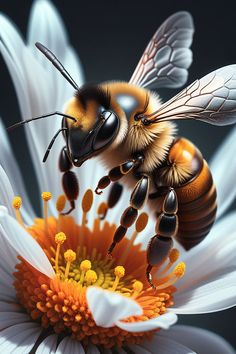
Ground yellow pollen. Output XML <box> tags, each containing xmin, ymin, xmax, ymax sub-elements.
<box><xmin>169</xmin><ymin>248</ymin><xmax>180</xmax><ymax>263</ymax></box>
<box><xmin>114</xmin><ymin>266</ymin><xmax>125</xmax><ymax>278</ymax></box>
<box><xmin>85</xmin><ymin>270</ymin><xmax>97</xmax><ymax>284</ymax></box>
<box><xmin>64</xmin><ymin>249</ymin><xmax>76</xmax><ymax>263</ymax></box>
<box><xmin>80</xmin><ymin>260</ymin><xmax>91</xmax><ymax>271</ymax></box>
<box><xmin>132</xmin><ymin>280</ymin><xmax>143</xmax><ymax>298</ymax></box>
<box><xmin>41</xmin><ymin>192</ymin><xmax>52</xmax><ymax>201</ymax></box>
<box><xmin>12</xmin><ymin>196</ymin><xmax>22</xmax><ymax>209</ymax></box>
<box><xmin>112</xmin><ymin>266</ymin><xmax>125</xmax><ymax>291</ymax></box>
<box><xmin>56</xmin><ymin>194</ymin><xmax>66</xmax><ymax>213</ymax></box>
<box><xmin>12</xmin><ymin>196</ymin><xmax>24</xmax><ymax>227</ymax></box>
<box><xmin>64</xmin><ymin>249</ymin><xmax>76</xmax><ymax>279</ymax></box>
<box><xmin>174</xmin><ymin>262</ymin><xmax>186</xmax><ymax>278</ymax></box>
<box><xmin>55</xmin><ymin>232</ymin><xmax>67</xmax><ymax>245</ymax></box>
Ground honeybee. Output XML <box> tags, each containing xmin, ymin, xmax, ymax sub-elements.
<box><xmin>9</xmin><ymin>12</ymin><xmax>236</xmax><ymax>287</ymax></box>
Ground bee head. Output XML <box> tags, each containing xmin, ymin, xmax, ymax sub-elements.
<box><xmin>64</xmin><ymin>85</ymin><xmax>120</xmax><ymax>166</ymax></box>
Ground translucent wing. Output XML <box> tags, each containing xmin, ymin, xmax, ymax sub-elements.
<box><xmin>142</xmin><ymin>65</ymin><xmax>236</xmax><ymax>126</ymax></box>
<box><xmin>130</xmin><ymin>11</ymin><xmax>194</xmax><ymax>89</ymax></box>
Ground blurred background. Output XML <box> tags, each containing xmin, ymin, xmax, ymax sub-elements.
<box><xmin>0</xmin><ymin>0</ymin><xmax>236</xmax><ymax>349</ymax></box>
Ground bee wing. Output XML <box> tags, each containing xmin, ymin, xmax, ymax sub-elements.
<box><xmin>129</xmin><ymin>11</ymin><xmax>194</xmax><ymax>89</ymax></box>
<box><xmin>144</xmin><ymin>65</ymin><xmax>236</xmax><ymax>126</ymax></box>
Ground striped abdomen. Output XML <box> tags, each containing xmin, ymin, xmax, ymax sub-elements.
<box><xmin>154</xmin><ymin>138</ymin><xmax>217</xmax><ymax>250</ymax></box>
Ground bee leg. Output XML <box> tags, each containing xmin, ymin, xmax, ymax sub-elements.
<box><xmin>59</xmin><ymin>146</ymin><xmax>79</xmax><ymax>215</ymax></box>
<box><xmin>95</xmin><ymin>153</ymin><xmax>144</xmax><ymax>194</ymax></box>
<box><xmin>107</xmin><ymin>174</ymin><xmax>150</xmax><ymax>256</ymax></box>
<box><xmin>146</xmin><ymin>188</ymin><xmax>178</xmax><ymax>289</ymax></box>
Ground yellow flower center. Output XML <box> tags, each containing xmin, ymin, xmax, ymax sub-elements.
<box><xmin>13</xmin><ymin>190</ymin><xmax>185</xmax><ymax>349</ymax></box>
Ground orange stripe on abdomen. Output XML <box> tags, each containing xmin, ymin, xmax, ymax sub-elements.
<box><xmin>175</xmin><ymin>160</ymin><xmax>217</xmax><ymax>250</ymax></box>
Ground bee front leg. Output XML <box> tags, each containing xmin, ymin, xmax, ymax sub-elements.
<box><xmin>146</xmin><ymin>188</ymin><xmax>178</xmax><ymax>289</ymax></box>
<box><xmin>95</xmin><ymin>153</ymin><xmax>144</xmax><ymax>195</ymax></box>
<box><xmin>107</xmin><ymin>174</ymin><xmax>150</xmax><ymax>256</ymax></box>
<box><xmin>59</xmin><ymin>146</ymin><xmax>79</xmax><ymax>215</ymax></box>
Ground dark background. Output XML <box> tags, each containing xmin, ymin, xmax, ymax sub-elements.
<box><xmin>0</xmin><ymin>0</ymin><xmax>236</xmax><ymax>350</ymax></box>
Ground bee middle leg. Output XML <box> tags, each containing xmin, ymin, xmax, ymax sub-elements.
<box><xmin>146</xmin><ymin>188</ymin><xmax>178</xmax><ymax>288</ymax></box>
<box><xmin>59</xmin><ymin>146</ymin><xmax>79</xmax><ymax>215</ymax></box>
<box><xmin>107</xmin><ymin>174</ymin><xmax>150</xmax><ymax>256</ymax></box>
<box><xmin>95</xmin><ymin>153</ymin><xmax>144</xmax><ymax>194</ymax></box>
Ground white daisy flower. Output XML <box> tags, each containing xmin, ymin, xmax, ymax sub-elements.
<box><xmin>0</xmin><ymin>0</ymin><xmax>236</xmax><ymax>353</ymax></box>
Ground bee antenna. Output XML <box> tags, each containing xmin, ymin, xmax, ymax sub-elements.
<box><xmin>43</xmin><ymin>127</ymin><xmax>67</xmax><ymax>163</ymax></box>
<box><xmin>35</xmin><ymin>42</ymin><xmax>80</xmax><ymax>91</ymax></box>
<box><xmin>7</xmin><ymin>111</ymin><xmax>77</xmax><ymax>132</ymax></box>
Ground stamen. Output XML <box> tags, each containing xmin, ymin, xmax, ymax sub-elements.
<box><xmin>85</xmin><ymin>269</ymin><xmax>97</xmax><ymax>285</ymax></box>
<box><xmin>56</xmin><ymin>194</ymin><xmax>66</xmax><ymax>231</ymax></box>
<box><xmin>82</xmin><ymin>189</ymin><xmax>93</xmax><ymax>224</ymax></box>
<box><xmin>120</xmin><ymin>213</ymin><xmax>148</xmax><ymax>264</ymax></box>
<box><xmin>79</xmin><ymin>259</ymin><xmax>92</xmax><ymax>284</ymax></box>
<box><xmin>132</xmin><ymin>280</ymin><xmax>143</xmax><ymax>299</ymax></box>
<box><xmin>158</xmin><ymin>248</ymin><xmax>180</xmax><ymax>276</ymax></box>
<box><xmin>155</xmin><ymin>262</ymin><xmax>186</xmax><ymax>290</ymax></box>
<box><xmin>41</xmin><ymin>192</ymin><xmax>52</xmax><ymax>234</ymax></box>
<box><xmin>64</xmin><ymin>249</ymin><xmax>76</xmax><ymax>279</ymax></box>
<box><xmin>12</xmin><ymin>196</ymin><xmax>24</xmax><ymax>227</ymax></box>
<box><xmin>112</xmin><ymin>266</ymin><xmax>125</xmax><ymax>291</ymax></box>
<box><xmin>97</xmin><ymin>202</ymin><xmax>108</xmax><ymax>220</ymax></box>
<box><xmin>54</xmin><ymin>232</ymin><xmax>67</xmax><ymax>274</ymax></box>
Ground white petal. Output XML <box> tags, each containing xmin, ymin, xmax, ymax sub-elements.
<box><xmin>210</xmin><ymin>125</ymin><xmax>236</xmax><ymax>217</ymax></box>
<box><xmin>161</xmin><ymin>325</ymin><xmax>235</xmax><ymax>354</ymax></box>
<box><xmin>116</xmin><ymin>312</ymin><xmax>177</xmax><ymax>332</ymax></box>
<box><xmin>0</xmin><ymin>120</ymin><xmax>34</xmax><ymax>224</ymax></box>
<box><xmin>173</xmin><ymin>270</ymin><xmax>236</xmax><ymax>314</ymax></box>
<box><xmin>138</xmin><ymin>335</ymin><xmax>195</xmax><ymax>354</ymax></box>
<box><xmin>86</xmin><ymin>287</ymin><xmax>142</xmax><ymax>328</ymax></box>
<box><xmin>0</xmin><ymin>165</ymin><xmax>15</xmax><ymax>217</ymax></box>
<box><xmin>36</xmin><ymin>334</ymin><xmax>58</xmax><ymax>354</ymax></box>
<box><xmin>56</xmin><ymin>337</ymin><xmax>85</xmax><ymax>354</ymax></box>
<box><xmin>126</xmin><ymin>345</ymin><xmax>152</xmax><ymax>354</ymax></box>
<box><xmin>0</xmin><ymin>221</ymin><xmax>18</xmax><ymax>276</ymax></box>
<box><xmin>176</xmin><ymin>211</ymin><xmax>236</xmax><ymax>293</ymax></box>
<box><xmin>86</xmin><ymin>344</ymin><xmax>100</xmax><ymax>354</ymax></box>
<box><xmin>0</xmin><ymin>207</ymin><xmax>55</xmax><ymax>278</ymax></box>
<box><xmin>0</xmin><ymin>301</ymin><xmax>23</xmax><ymax>312</ymax></box>
<box><xmin>0</xmin><ymin>322</ymin><xmax>41</xmax><ymax>354</ymax></box>
<box><xmin>0</xmin><ymin>312</ymin><xmax>30</xmax><ymax>330</ymax></box>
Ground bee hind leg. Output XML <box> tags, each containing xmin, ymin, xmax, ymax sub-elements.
<box><xmin>107</xmin><ymin>174</ymin><xmax>150</xmax><ymax>256</ymax></box>
<box><xmin>59</xmin><ymin>146</ymin><xmax>79</xmax><ymax>215</ymax></box>
<box><xmin>146</xmin><ymin>188</ymin><xmax>178</xmax><ymax>288</ymax></box>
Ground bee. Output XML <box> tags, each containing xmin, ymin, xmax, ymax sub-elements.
<box><xmin>9</xmin><ymin>12</ymin><xmax>236</xmax><ymax>287</ymax></box>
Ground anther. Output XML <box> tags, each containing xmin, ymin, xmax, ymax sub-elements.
<box><xmin>55</xmin><ymin>232</ymin><xmax>67</xmax><ymax>274</ymax></box>
<box><xmin>56</xmin><ymin>194</ymin><xmax>66</xmax><ymax>231</ymax></box>
<box><xmin>169</xmin><ymin>249</ymin><xmax>180</xmax><ymax>263</ymax></box>
<box><xmin>41</xmin><ymin>191</ymin><xmax>52</xmax><ymax>235</ymax></box>
<box><xmin>97</xmin><ymin>202</ymin><xmax>108</xmax><ymax>220</ymax></box>
<box><xmin>132</xmin><ymin>281</ymin><xmax>143</xmax><ymax>298</ymax></box>
<box><xmin>173</xmin><ymin>262</ymin><xmax>186</xmax><ymax>278</ymax></box>
<box><xmin>112</xmin><ymin>266</ymin><xmax>125</xmax><ymax>291</ymax></box>
<box><xmin>80</xmin><ymin>260</ymin><xmax>92</xmax><ymax>284</ymax></box>
<box><xmin>12</xmin><ymin>196</ymin><xmax>24</xmax><ymax>227</ymax></box>
<box><xmin>56</xmin><ymin>194</ymin><xmax>66</xmax><ymax>213</ymax></box>
<box><xmin>64</xmin><ymin>249</ymin><xmax>76</xmax><ymax>279</ymax></box>
<box><xmin>85</xmin><ymin>270</ymin><xmax>97</xmax><ymax>285</ymax></box>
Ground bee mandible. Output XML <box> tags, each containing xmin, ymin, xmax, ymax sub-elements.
<box><xmin>9</xmin><ymin>12</ymin><xmax>236</xmax><ymax>287</ymax></box>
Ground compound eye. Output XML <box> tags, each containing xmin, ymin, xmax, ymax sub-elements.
<box><xmin>93</xmin><ymin>111</ymin><xmax>119</xmax><ymax>150</ymax></box>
